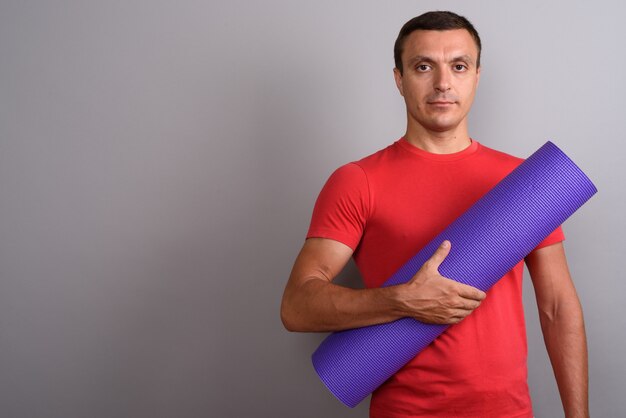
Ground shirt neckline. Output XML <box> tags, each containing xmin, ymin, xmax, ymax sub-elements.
<box><xmin>397</xmin><ymin>137</ymin><xmax>480</xmax><ymax>161</ymax></box>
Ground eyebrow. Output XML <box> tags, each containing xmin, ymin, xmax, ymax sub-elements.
<box><xmin>407</xmin><ymin>54</ymin><xmax>476</xmax><ymax>66</ymax></box>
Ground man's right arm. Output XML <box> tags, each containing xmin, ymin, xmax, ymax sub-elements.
<box><xmin>280</xmin><ymin>237</ymin><xmax>486</xmax><ymax>332</ymax></box>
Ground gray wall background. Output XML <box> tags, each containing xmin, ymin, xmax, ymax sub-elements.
<box><xmin>1</xmin><ymin>1</ymin><xmax>623</xmax><ymax>417</ymax></box>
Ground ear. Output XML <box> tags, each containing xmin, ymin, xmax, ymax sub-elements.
<box><xmin>475</xmin><ymin>65</ymin><xmax>481</xmax><ymax>88</ymax></box>
<box><xmin>393</xmin><ymin>67</ymin><xmax>404</xmax><ymax>96</ymax></box>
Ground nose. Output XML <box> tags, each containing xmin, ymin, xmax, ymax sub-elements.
<box><xmin>433</xmin><ymin>68</ymin><xmax>452</xmax><ymax>92</ymax></box>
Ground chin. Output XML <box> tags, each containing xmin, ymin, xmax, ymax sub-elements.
<box><xmin>424</xmin><ymin>121</ymin><xmax>459</xmax><ymax>133</ymax></box>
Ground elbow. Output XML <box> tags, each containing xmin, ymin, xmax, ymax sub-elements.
<box><xmin>281</xmin><ymin>296</ymin><xmax>316</xmax><ymax>332</ymax></box>
<box><xmin>280</xmin><ymin>278</ymin><xmax>325</xmax><ymax>332</ymax></box>
<box><xmin>280</xmin><ymin>308</ymin><xmax>295</xmax><ymax>332</ymax></box>
<box><xmin>538</xmin><ymin>297</ymin><xmax>584</xmax><ymax>328</ymax></box>
<box><xmin>280</xmin><ymin>297</ymin><xmax>300</xmax><ymax>332</ymax></box>
<box><xmin>538</xmin><ymin>306</ymin><xmax>557</xmax><ymax>326</ymax></box>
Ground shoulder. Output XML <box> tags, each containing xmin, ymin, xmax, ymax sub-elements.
<box><xmin>324</xmin><ymin>140</ymin><xmax>402</xmax><ymax>184</ymax></box>
<box><xmin>350</xmin><ymin>140</ymin><xmax>409</xmax><ymax>177</ymax></box>
<box><xmin>323</xmin><ymin>162</ymin><xmax>368</xmax><ymax>193</ymax></box>
<box><xmin>477</xmin><ymin>142</ymin><xmax>523</xmax><ymax>163</ymax></box>
<box><xmin>475</xmin><ymin>142</ymin><xmax>525</xmax><ymax>172</ymax></box>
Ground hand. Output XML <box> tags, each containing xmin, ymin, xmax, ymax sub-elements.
<box><xmin>396</xmin><ymin>240</ymin><xmax>486</xmax><ymax>324</ymax></box>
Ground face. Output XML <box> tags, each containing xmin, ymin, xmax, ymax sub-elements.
<box><xmin>393</xmin><ymin>29</ymin><xmax>480</xmax><ymax>135</ymax></box>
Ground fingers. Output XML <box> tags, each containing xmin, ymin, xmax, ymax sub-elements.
<box><xmin>403</xmin><ymin>240</ymin><xmax>489</xmax><ymax>324</ymax></box>
<box><xmin>435</xmin><ymin>274</ymin><xmax>486</xmax><ymax>302</ymax></box>
<box><xmin>426</xmin><ymin>305</ymin><xmax>481</xmax><ymax>325</ymax></box>
<box><xmin>451</xmin><ymin>299</ymin><xmax>483</xmax><ymax>322</ymax></box>
<box><xmin>434</xmin><ymin>299</ymin><xmax>483</xmax><ymax>324</ymax></box>
<box><xmin>428</xmin><ymin>280</ymin><xmax>486</xmax><ymax>324</ymax></box>
<box><xmin>455</xmin><ymin>281</ymin><xmax>487</xmax><ymax>302</ymax></box>
<box><xmin>425</xmin><ymin>241</ymin><xmax>486</xmax><ymax>302</ymax></box>
<box><xmin>447</xmin><ymin>314</ymin><xmax>470</xmax><ymax>325</ymax></box>
<box><xmin>446</xmin><ymin>282</ymin><xmax>486</xmax><ymax>325</ymax></box>
<box><xmin>454</xmin><ymin>297</ymin><xmax>483</xmax><ymax>311</ymax></box>
<box><xmin>425</xmin><ymin>240</ymin><xmax>451</xmax><ymax>269</ymax></box>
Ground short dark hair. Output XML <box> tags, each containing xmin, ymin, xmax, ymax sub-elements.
<box><xmin>394</xmin><ymin>11</ymin><xmax>482</xmax><ymax>74</ymax></box>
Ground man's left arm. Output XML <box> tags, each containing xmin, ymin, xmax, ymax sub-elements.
<box><xmin>525</xmin><ymin>242</ymin><xmax>589</xmax><ymax>418</ymax></box>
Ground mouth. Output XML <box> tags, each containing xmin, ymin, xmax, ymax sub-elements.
<box><xmin>428</xmin><ymin>101</ymin><xmax>456</xmax><ymax>105</ymax></box>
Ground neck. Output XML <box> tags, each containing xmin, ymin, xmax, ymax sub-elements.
<box><xmin>403</xmin><ymin>122</ymin><xmax>472</xmax><ymax>154</ymax></box>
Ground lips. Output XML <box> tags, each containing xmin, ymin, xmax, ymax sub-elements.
<box><xmin>428</xmin><ymin>101</ymin><xmax>455</xmax><ymax>105</ymax></box>
<box><xmin>427</xmin><ymin>97</ymin><xmax>457</xmax><ymax>105</ymax></box>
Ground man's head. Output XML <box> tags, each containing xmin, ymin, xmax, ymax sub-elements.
<box><xmin>392</xmin><ymin>12</ymin><xmax>482</xmax><ymax>138</ymax></box>
<box><xmin>394</xmin><ymin>11</ymin><xmax>481</xmax><ymax>75</ymax></box>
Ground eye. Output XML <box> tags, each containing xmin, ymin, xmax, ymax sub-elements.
<box><xmin>453</xmin><ymin>64</ymin><xmax>468</xmax><ymax>72</ymax></box>
<box><xmin>416</xmin><ymin>64</ymin><xmax>431</xmax><ymax>72</ymax></box>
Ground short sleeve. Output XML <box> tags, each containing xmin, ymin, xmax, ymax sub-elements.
<box><xmin>306</xmin><ymin>163</ymin><xmax>370</xmax><ymax>251</ymax></box>
<box><xmin>534</xmin><ymin>225</ymin><xmax>565</xmax><ymax>250</ymax></box>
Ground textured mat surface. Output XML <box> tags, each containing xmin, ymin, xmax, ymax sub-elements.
<box><xmin>311</xmin><ymin>141</ymin><xmax>597</xmax><ymax>407</ymax></box>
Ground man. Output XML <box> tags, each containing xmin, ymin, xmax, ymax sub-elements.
<box><xmin>281</xmin><ymin>11</ymin><xmax>588</xmax><ymax>418</ymax></box>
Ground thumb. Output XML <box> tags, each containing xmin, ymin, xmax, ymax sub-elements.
<box><xmin>426</xmin><ymin>240</ymin><xmax>451</xmax><ymax>270</ymax></box>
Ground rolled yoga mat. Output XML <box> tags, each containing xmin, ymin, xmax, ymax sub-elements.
<box><xmin>311</xmin><ymin>141</ymin><xmax>597</xmax><ymax>408</ymax></box>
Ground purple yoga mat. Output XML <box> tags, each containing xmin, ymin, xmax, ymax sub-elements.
<box><xmin>311</xmin><ymin>141</ymin><xmax>597</xmax><ymax>408</ymax></box>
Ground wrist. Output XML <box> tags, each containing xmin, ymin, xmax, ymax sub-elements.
<box><xmin>382</xmin><ymin>283</ymin><xmax>410</xmax><ymax>318</ymax></box>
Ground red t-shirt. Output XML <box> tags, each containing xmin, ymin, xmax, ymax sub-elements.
<box><xmin>307</xmin><ymin>139</ymin><xmax>564</xmax><ymax>418</ymax></box>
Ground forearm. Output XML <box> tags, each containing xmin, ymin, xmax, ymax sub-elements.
<box><xmin>281</xmin><ymin>277</ymin><xmax>405</xmax><ymax>332</ymax></box>
<box><xmin>539</xmin><ymin>298</ymin><xmax>589</xmax><ymax>418</ymax></box>
<box><xmin>281</xmin><ymin>239</ymin><xmax>485</xmax><ymax>332</ymax></box>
